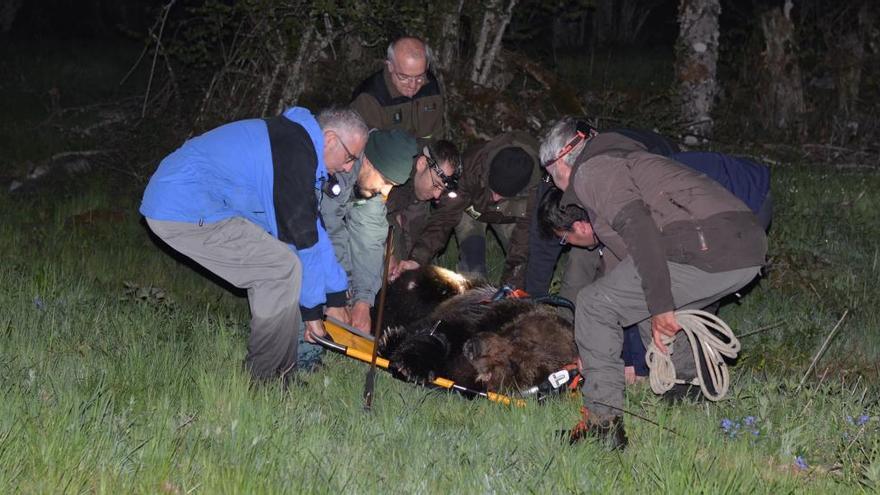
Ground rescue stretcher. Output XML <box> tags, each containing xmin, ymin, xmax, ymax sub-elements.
<box><xmin>315</xmin><ymin>316</ymin><xmax>583</xmax><ymax>407</ymax></box>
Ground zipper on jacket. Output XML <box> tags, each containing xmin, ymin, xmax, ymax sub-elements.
<box><xmin>666</xmin><ymin>193</ymin><xmax>709</xmax><ymax>251</ymax></box>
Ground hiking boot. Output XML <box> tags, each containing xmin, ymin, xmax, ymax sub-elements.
<box><xmin>568</xmin><ymin>407</ymin><xmax>628</xmax><ymax>450</ymax></box>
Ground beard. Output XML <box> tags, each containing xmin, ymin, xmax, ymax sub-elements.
<box><xmin>354</xmin><ymin>184</ymin><xmax>376</xmax><ymax>199</ymax></box>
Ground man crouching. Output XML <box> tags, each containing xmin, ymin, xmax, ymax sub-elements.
<box><xmin>539</xmin><ymin>118</ymin><xmax>767</xmax><ymax>449</ymax></box>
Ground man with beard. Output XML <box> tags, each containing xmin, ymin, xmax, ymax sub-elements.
<box><xmin>318</xmin><ymin>129</ymin><xmax>419</xmax><ymax>342</ymax></box>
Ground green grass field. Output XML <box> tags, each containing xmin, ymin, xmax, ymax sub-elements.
<box><xmin>2</xmin><ymin>39</ymin><xmax>879</xmax><ymax>494</ymax></box>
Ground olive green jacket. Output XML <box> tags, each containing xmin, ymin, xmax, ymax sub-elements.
<box><xmin>351</xmin><ymin>67</ymin><xmax>444</xmax><ymax>142</ymax></box>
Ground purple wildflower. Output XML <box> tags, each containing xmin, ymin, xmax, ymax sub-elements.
<box><xmin>33</xmin><ymin>297</ymin><xmax>45</xmax><ymax>310</ymax></box>
<box><xmin>794</xmin><ymin>456</ymin><xmax>808</xmax><ymax>471</ymax></box>
<box><xmin>744</xmin><ymin>416</ymin><xmax>756</xmax><ymax>427</ymax></box>
<box><xmin>857</xmin><ymin>415</ymin><xmax>870</xmax><ymax>426</ymax></box>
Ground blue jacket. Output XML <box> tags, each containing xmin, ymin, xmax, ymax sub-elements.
<box><xmin>670</xmin><ymin>152</ymin><xmax>770</xmax><ymax>214</ymax></box>
<box><xmin>140</xmin><ymin>107</ymin><xmax>347</xmax><ymax>317</ymax></box>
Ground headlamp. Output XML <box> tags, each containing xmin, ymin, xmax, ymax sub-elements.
<box><xmin>423</xmin><ymin>144</ymin><xmax>462</xmax><ymax>199</ymax></box>
<box><xmin>322</xmin><ymin>174</ymin><xmax>342</xmax><ymax>198</ymax></box>
<box><xmin>541</xmin><ymin>120</ymin><xmax>596</xmax><ymax>169</ymax></box>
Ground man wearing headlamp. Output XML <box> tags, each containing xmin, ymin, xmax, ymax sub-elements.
<box><xmin>385</xmin><ymin>140</ymin><xmax>462</xmax><ymax>281</ymax></box>
<box><xmin>386</xmin><ymin>132</ymin><xmax>541</xmax><ymax>289</ymax></box>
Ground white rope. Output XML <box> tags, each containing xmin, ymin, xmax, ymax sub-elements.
<box><xmin>645</xmin><ymin>309</ymin><xmax>741</xmax><ymax>401</ymax></box>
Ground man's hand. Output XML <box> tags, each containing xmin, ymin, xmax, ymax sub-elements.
<box><xmin>650</xmin><ymin>310</ymin><xmax>681</xmax><ymax>354</ymax></box>
<box><xmin>624</xmin><ymin>366</ymin><xmax>637</xmax><ymax>385</ymax></box>
<box><xmin>350</xmin><ymin>300</ymin><xmax>372</xmax><ymax>333</ymax></box>
<box><xmin>325</xmin><ymin>305</ymin><xmax>351</xmax><ymax>326</ymax></box>
<box><xmin>304</xmin><ymin>319</ymin><xmax>327</xmax><ymax>343</ymax></box>
<box><xmin>388</xmin><ymin>259</ymin><xmax>420</xmax><ymax>281</ymax></box>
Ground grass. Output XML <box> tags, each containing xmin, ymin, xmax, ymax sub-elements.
<box><xmin>1</xmin><ymin>162</ymin><xmax>879</xmax><ymax>493</ymax></box>
<box><xmin>2</xmin><ymin>35</ymin><xmax>879</xmax><ymax>494</ymax></box>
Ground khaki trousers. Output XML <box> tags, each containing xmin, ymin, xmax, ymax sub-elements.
<box><xmin>146</xmin><ymin>217</ymin><xmax>301</xmax><ymax>381</ymax></box>
<box><xmin>575</xmin><ymin>258</ymin><xmax>760</xmax><ymax>417</ymax></box>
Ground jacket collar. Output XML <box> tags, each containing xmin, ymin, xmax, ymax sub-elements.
<box><xmin>559</xmin><ymin>131</ymin><xmax>646</xmax><ymax>206</ymax></box>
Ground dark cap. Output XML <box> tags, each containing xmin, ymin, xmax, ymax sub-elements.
<box><xmin>364</xmin><ymin>129</ymin><xmax>418</xmax><ymax>184</ymax></box>
<box><xmin>488</xmin><ymin>147</ymin><xmax>534</xmax><ymax>197</ymax></box>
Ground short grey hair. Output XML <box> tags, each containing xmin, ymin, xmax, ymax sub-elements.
<box><xmin>317</xmin><ymin>107</ymin><xmax>368</xmax><ymax>139</ymax></box>
<box><xmin>539</xmin><ymin>116</ymin><xmax>588</xmax><ymax>166</ymax></box>
<box><xmin>386</xmin><ymin>37</ymin><xmax>434</xmax><ymax>70</ymax></box>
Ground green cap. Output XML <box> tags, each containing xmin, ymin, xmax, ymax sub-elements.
<box><xmin>363</xmin><ymin>129</ymin><xmax>418</xmax><ymax>184</ymax></box>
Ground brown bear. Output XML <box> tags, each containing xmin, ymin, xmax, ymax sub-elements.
<box><xmin>377</xmin><ymin>266</ymin><xmax>577</xmax><ymax>393</ymax></box>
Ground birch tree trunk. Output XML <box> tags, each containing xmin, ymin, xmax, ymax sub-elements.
<box><xmin>275</xmin><ymin>25</ymin><xmax>315</xmax><ymax>114</ymax></box>
<box><xmin>757</xmin><ymin>0</ymin><xmax>804</xmax><ymax>134</ymax></box>
<box><xmin>469</xmin><ymin>0</ymin><xmax>517</xmax><ymax>87</ymax></box>
<box><xmin>470</xmin><ymin>0</ymin><xmax>499</xmax><ymax>83</ymax></box>
<box><xmin>675</xmin><ymin>0</ymin><xmax>721</xmax><ymax>144</ymax></box>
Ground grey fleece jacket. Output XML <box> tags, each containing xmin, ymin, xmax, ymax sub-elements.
<box><xmin>321</xmin><ymin>158</ymin><xmax>389</xmax><ymax>307</ymax></box>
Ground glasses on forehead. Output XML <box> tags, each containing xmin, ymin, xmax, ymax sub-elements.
<box><xmin>541</xmin><ymin>121</ymin><xmax>596</xmax><ymax>169</ymax></box>
<box><xmin>558</xmin><ymin>230</ymin><xmax>570</xmax><ymax>246</ymax></box>
<box><xmin>337</xmin><ymin>134</ymin><xmax>359</xmax><ymax>164</ymax></box>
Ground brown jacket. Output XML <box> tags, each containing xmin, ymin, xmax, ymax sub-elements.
<box><xmin>351</xmin><ymin>67</ymin><xmax>444</xmax><ymax>142</ymax></box>
<box><xmin>561</xmin><ymin>132</ymin><xmax>767</xmax><ymax>315</ymax></box>
<box><xmin>386</xmin><ymin>132</ymin><xmax>540</xmax><ymax>284</ymax></box>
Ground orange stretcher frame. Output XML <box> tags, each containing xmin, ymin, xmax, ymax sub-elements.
<box><xmin>318</xmin><ymin>319</ymin><xmax>528</xmax><ymax>407</ymax></box>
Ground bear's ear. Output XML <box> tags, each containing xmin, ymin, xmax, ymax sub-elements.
<box><xmin>406</xmin><ymin>280</ymin><xmax>418</xmax><ymax>291</ymax></box>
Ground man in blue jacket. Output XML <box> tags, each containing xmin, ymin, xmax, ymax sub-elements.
<box><xmin>140</xmin><ymin>107</ymin><xmax>368</xmax><ymax>385</ymax></box>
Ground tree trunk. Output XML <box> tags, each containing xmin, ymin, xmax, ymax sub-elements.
<box><xmin>470</xmin><ymin>0</ymin><xmax>517</xmax><ymax>87</ymax></box>
<box><xmin>438</xmin><ymin>0</ymin><xmax>465</xmax><ymax>73</ymax></box>
<box><xmin>758</xmin><ymin>1</ymin><xmax>805</xmax><ymax>134</ymax></box>
<box><xmin>477</xmin><ymin>0</ymin><xmax>516</xmax><ymax>86</ymax></box>
<box><xmin>470</xmin><ymin>0</ymin><xmax>499</xmax><ymax>84</ymax></box>
<box><xmin>0</xmin><ymin>0</ymin><xmax>23</xmax><ymax>33</ymax></box>
<box><xmin>675</xmin><ymin>0</ymin><xmax>721</xmax><ymax>143</ymax></box>
<box><xmin>276</xmin><ymin>24</ymin><xmax>315</xmax><ymax>114</ymax></box>
<box><xmin>834</xmin><ymin>3</ymin><xmax>873</xmax><ymax>115</ymax></box>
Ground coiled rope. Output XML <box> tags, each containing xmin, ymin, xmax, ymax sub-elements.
<box><xmin>645</xmin><ymin>309</ymin><xmax>741</xmax><ymax>401</ymax></box>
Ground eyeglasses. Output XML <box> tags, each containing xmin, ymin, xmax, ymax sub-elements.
<box><xmin>391</xmin><ymin>68</ymin><xmax>427</xmax><ymax>85</ymax></box>
<box><xmin>558</xmin><ymin>230</ymin><xmax>570</xmax><ymax>246</ymax></box>
<box><xmin>337</xmin><ymin>134</ymin><xmax>359</xmax><ymax>164</ymax></box>
<box><xmin>422</xmin><ymin>145</ymin><xmax>461</xmax><ymax>196</ymax></box>
<box><xmin>542</xmin><ymin>121</ymin><xmax>596</xmax><ymax>169</ymax></box>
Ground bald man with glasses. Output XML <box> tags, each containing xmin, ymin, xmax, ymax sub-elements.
<box><xmin>351</xmin><ymin>36</ymin><xmax>445</xmax><ymax>144</ymax></box>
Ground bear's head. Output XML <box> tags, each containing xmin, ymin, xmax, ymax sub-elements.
<box><xmin>462</xmin><ymin>333</ymin><xmax>520</xmax><ymax>390</ymax></box>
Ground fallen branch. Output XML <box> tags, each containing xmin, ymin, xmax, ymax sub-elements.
<box><xmin>142</xmin><ymin>0</ymin><xmax>177</xmax><ymax>118</ymax></box>
<box><xmin>737</xmin><ymin>320</ymin><xmax>785</xmax><ymax>338</ymax></box>
<box><xmin>796</xmin><ymin>310</ymin><xmax>849</xmax><ymax>393</ymax></box>
<box><xmin>51</xmin><ymin>150</ymin><xmax>115</xmax><ymax>161</ymax></box>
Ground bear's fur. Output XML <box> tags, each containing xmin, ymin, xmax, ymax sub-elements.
<box><xmin>377</xmin><ymin>265</ymin><xmax>482</xmax><ymax>329</ymax></box>
<box><xmin>377</xmin><ymin>266</ymin><xmax>577</xmax><ymax>392</ymax></box>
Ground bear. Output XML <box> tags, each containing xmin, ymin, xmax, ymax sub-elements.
<box><xmin>377</xmin><ymin>264</ymin><xmax>483</xmax><ymax>329</ymax></box>
<box><xmin>376</xmin><ymin>266</ymin><xmax>577</xmax><ymax>393</ymax></box>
